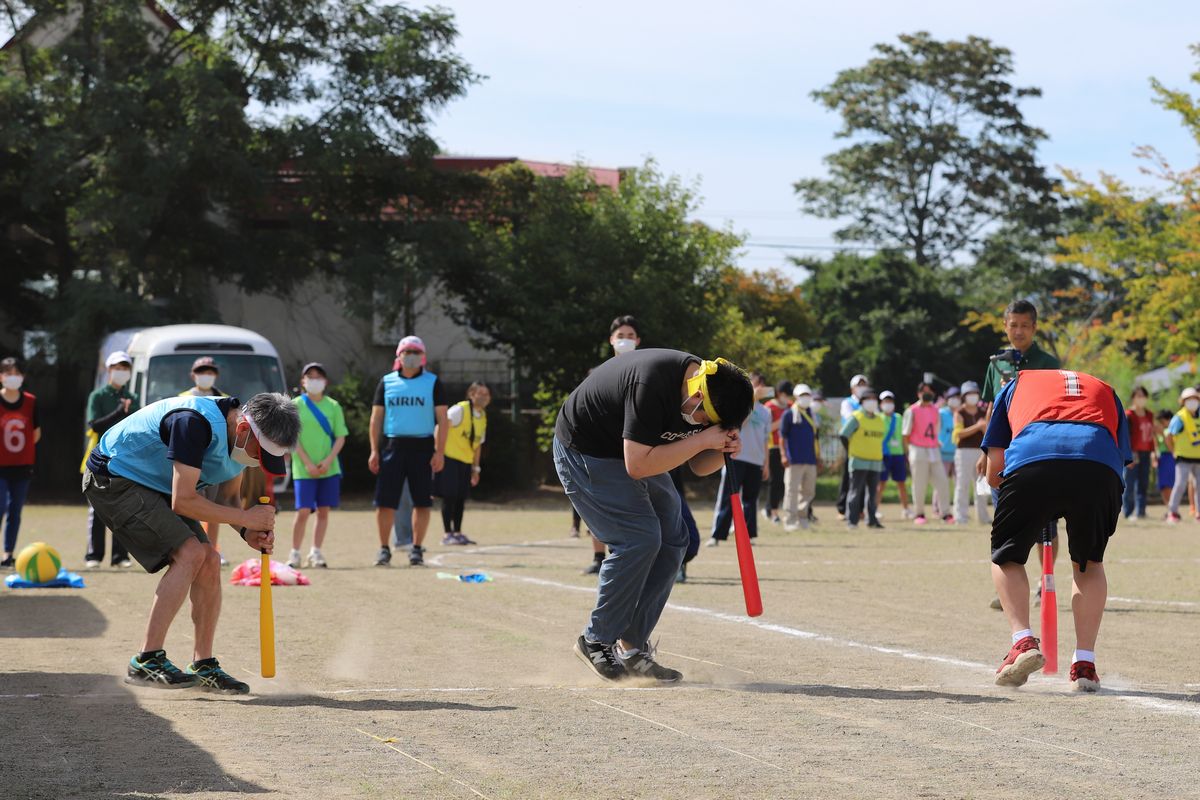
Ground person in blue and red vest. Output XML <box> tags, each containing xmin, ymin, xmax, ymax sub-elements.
<box><xmin>981</xmin><ymin>369</ymin><xmax>1131</xmax><ymax>693</ymax></box>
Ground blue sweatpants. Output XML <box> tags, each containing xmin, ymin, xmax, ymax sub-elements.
<box><xmin>553</xmin><ymin>437</ymin><xmax>686</xmax><ymax>646</ymax></box>
<box><xmin>0</xmin><ymin>476</ymin><xmax>31</xmax><ymax>554</ymax></box>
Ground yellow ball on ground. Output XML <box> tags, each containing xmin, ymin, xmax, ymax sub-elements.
<box><xmin>15</xmin><ymin>542</ymin><xmax>62</xmax><ymax>584</ymax></box>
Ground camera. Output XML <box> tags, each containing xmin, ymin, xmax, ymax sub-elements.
<box><xmin>988</xmin><ymin>349</ymin><xmax>1023</xmax><ymax>366</ymax></box>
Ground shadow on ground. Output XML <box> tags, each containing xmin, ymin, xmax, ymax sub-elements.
<box><xmin>724</xmin><ymin>681</ymin><xmax>1010</xmax><ymax>705</ymax></box>
<box><xmin>231</xmin><ymin>695</ymin><xmax>517</xmax><ymax>712</ymax></box>
<box><xmin>0</xmin><ymin>595</ymin><xmax>107</xmax><ymax>638</ymax></box>
<box><xmin>1</xmin><ymin>672</ymin><xmax>266</xmax><ymax>797</ymax></box>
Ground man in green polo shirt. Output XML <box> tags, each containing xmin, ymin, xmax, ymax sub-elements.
<box><xmin>83</xmin><ymin>350</ymin><xmax>141</xmax><ymax>567</ymax></box>
<box><xmin>980</xmin><ymin>299</ymin><xmax>1061</xmax><ymax>610</ymax></box>
<box><xmin>981</xmin><ymin>300</ymin><xmax>1060</xmax><ymax>404</ymax></box>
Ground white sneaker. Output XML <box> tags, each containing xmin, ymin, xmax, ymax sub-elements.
<box><xmin>705</xmin><ymin>538</ymin><xmax>719</xmax><ymax>548</ymax></box>
<box><xmin>287</xmin><ymin>549</ymin><xmax>302</xmax><ymax>569</ymax></box>
<box><xmin>784</xmin><ymin>523</ymin><xmax>800</xmax><ymax>532</ymax></box>
<box><xmin>84</xmin><ymin>560</ymin><xmax>101</xmax><ymax>569</ymax></box>
<box><xmin>306</xmin><ymin>549</ymin><xmax>327</xmax><ymax>568</ymax></box>
<box><xmin>901</xmin><ymin>508</ymin><xmax>915</xmax><ymax>520</ymax></box>
<box><xmin>114</xmin><ymin>559</ymin><xmax>135</xmax><ymax>569</ymax></box>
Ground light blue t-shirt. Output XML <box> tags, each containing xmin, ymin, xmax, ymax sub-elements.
<box><xmin>735</xmin><ymin>403</ymin><xmax>772</xmax><ymax>467</ymax></box>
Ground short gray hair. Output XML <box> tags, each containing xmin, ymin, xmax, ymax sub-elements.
<box><xmin>243</xmin><ymin>393</ymin><xmax>300</xmax><ymax>449</ymax></box>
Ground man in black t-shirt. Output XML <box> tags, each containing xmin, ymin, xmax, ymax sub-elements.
<box><xmin>554</xmin><ymin>349</ymin><xmax>753</xmax><ymax>683</ymax></box>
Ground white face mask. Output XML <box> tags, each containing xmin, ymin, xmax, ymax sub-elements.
<box><xmin>964</xmin><ymin>393</ymin><xmax>979</xmax><ymax>406</ymax></box>
<box><xmin>110</xmin><ymin>369</ymin><xmax>131</xmax><ymax>387</ymax></box>
<box><xmin>305</xmin><ymin>377</ymin><xmax>327</xmax><ymax>395</ymax></box>
<box><xmin>681</xmin><ymin>394</ymin><xmax>705</xmax><ymax>426</ymax></box>
<box><xmin>796</xmin><ymin>395</ymin><xmax>812</xmax><ymax>409</ymax></box>
<box><xmin>947</xmin><ymin>397</ymin><xmax>962</xmax><ymax>410</ymax></box>
<box><xmin>880</xmin><ymin>402</ymin><xmax>895</xmax><ymax>414</ymax></box>
<box><xmin>861</xmin><ymin>399</ymin><xmax>879</xmax><ymax>414</ymax></box>
<box><xmin>1186</xmin><ymin>400</ymin><xmax>1200</xmax><ymax>415</ymax></box>
<box><xmin>812</xmin><ymin>400</ymin><xmax>824</xmax><ymax>411</ymax></box>
<box><xmin>194</xmin><ymin>373</ymin><xmax>216</xmax><ymax>390</ymax></box>
<box><xmin>1</xmin><ymin>375</ymin><xmax>23</xmax><ymax>391</ymax></box>
<box><xmin>852</xmin><ymin>386</ymin><xmax>865</xmax><ymax>399</ymax></box>
<box><xmin>231</xmin><ymin>427</ymin><xmax>258</xmax><ymax>467</ymax></box>
<box><xmin>401</xmin><ymin>354</ymin><xmax>423</xmax><ymax>371</ymax></box>
<box><xmin>612</xmin><ymin>338</ymin><xmax>637</xmax><ymax>356</ymax></box>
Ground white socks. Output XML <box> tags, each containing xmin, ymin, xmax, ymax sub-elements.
<box><xmin>1072</xmin><ymin>649</ymin><xmax>1095</xmax><ymax>664</ymax></box>
<box><xmin>1013</xmin><ymin>629</ymin><xmax>1033</xmax><ymax>644</ymax></box>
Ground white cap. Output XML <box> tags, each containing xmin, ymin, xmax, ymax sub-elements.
<box><xmin>793</xmin><ymin>383</ymin><xmax>813</xmax><ymax>397</ymax></box>
<box><xmin>849</xmin><ymin>374</ymin><xmax>868</xmax><ymax>388</ymax></box>
<box><xmin>879</xmin><ymin>390</ymin><xmax>896</xmax><ymax>401</ymax></box>
<box><xmin>105</xmin><ymin>351</ymin><xmax>132</xmax><ymax>367</ymax></box>
<box><xmin>241</xmin><ymin>411</ymin><xmax>289</xmax><ymax>457</ymax></box>
<box><xmin>960</xmin><ymin>381</ymin><xmax>981</xmax><ymax>395</ymax></box>
<box><xmin>1181</xmin><ymin>387</ymin><xmax>1200</xmax><ymax>404</ymax></box>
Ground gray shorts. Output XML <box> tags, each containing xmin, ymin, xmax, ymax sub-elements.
<box><xmin>82</xmin><ymin>469</ymin><xmax>208</xmax><ymax>574</ymax></box>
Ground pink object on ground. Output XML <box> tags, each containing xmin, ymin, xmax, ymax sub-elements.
<box><xmin>230</xmin><ymin>558</ymin><xmax>310</xmax><ymax>586</ymax></box>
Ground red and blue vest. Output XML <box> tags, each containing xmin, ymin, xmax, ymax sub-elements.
<box><xmin>1007</xmin><ymin>370</ymin><xmax>1120</xmax><ymax>443</ymax></box>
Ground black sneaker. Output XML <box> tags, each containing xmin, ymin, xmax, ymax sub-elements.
<box><xmin>582</xmin><ymin>559</ymin><xmax>602</xmax><ymax>575</ymax></box>
<box><xmin>186</xmin><ymin>657</ymin><xmax>250</xmax><ymax>695</ymax></box>
<box><xmin>374</xmin><ymin>546</ymin><xmax>391</xmax><ymax>567</ymax></box>
<box><xmin>0</xmin><ymin>556</ymin><xmax>13</xmax><ymax>568</ymax></box>
<box><xmin>867</xmin><ymin>521</ymin><xmax>884</xmax><ymax>529</ymax></box>
<box><xmin>573</xmin><ymin>635</ymin><xmax>626</xmax><ymax>682</ymax></box>
<box><xmin>618</xmin><ymin>643</ymin><xmax>683</xmax><ymax>683</ymax></box>
<box><xmin>126</xmin><ymin>650</ymin><xmax>199</xmax><ymax>689</ymax></box>
<box><xmin>409</xmin><ymin>545</ymin><xmax>425</xmax><ymax>566</ymax></box>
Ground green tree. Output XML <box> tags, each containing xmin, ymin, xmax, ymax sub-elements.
<box><xmin>0</xmin><ymin>0</ymin><xmax>476</xmax><ymax>483</ymax></box>
<box><xmin>439</xmin><ymin>161</ymin><xmax>741</xmax><ymax>449</ymax></box>
<box><xmin>798</xmin><ymin>251</ymin><xmax>992</xmax><ymax>394</ymax></box>
<box><xmin>795</xmin><ymin>32</ymin><xmax>1056</xmax><ymax>266</ymax></box>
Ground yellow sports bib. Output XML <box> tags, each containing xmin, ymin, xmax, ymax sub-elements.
<box><xmin>1174</xmin><ymin>410</ymin><xmax>1200</xmax><ymax>459</ymax></box>
<box><xmin>445</xmin><ymin>400</ymin><xmax>486</xmax><ymax>465</ymax></box>
<box><xmin>848</xmin><ymin>410</ymin><xmax>885</xmax><ymax>461</ymax></box>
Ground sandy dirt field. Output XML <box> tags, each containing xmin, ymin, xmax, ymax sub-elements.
<box><xmin>3</xmin><ymin>499</ymin><xmax>1199</xmax><ymax>799</ymax></box>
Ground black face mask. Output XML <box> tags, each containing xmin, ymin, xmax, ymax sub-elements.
<box><xmin>921</xmin><ymin>392</ymin><xmax>935</xmax><ymax>403</ymax></box>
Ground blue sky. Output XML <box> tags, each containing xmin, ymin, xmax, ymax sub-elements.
<box><xmin>428</xmin><ymin>1</ymin><xmax>1200</xmax><ymax>275</ymax></box>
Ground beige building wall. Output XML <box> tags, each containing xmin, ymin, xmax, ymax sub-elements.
<box><xmin>211</xmin><ymin>277</ymin><xmax>510</xmax><ymax>390</ymax></box>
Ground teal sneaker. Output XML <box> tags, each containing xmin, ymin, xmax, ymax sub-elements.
<box><xmin>186</xmin><ymin>657</ymin><xmax>250</xmax><ymax>695</ymax></box>
<box><xmin>126</xmin><ymin>650</ymin><xmax>199</xmax><ymax>689</ymax></box>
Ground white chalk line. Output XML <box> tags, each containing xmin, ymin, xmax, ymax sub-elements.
<box><xmin>1108</xmin><ymin>596</ymin><xmax>1199</xmax><ymax>608</ymax></box>
<box><xmin>916</xmin><ymin>710</ymin><xmax>1125</xmax><ymax>766</ymax></box>
<box><xmin>356</xmin><ymin>728</ymin><xmax>493</xmax><ymax>800</ymax></box>
<box><xmin>431</xmin><ymin>551</ymin><xmax>1200</xmax><ymax>721</ymax></box>
<box><xmin>585</xmin><ymin>697</ymin><xmax>786</xmax><ymax>772</ymax></box>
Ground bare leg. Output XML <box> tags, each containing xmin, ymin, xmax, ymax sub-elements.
<box><xmin>314</xmin><ymin>507</ymin><xmax>330</xmax><ymax>549</ymax></box>
<box><xmin>376</xmin><ymin>507</ymin><xmax>396</xmax><ymax>547</ymax></box>
<box><xmin>189</xmin><ymin>547</ymin><xmax>222</xmax><ymax>662</ymax></box>
<box><xmin>992</xmin><ymin>561</ymin><xmax>1031</xmax><ymax>635</ymax></box>
<box><xmin>205</xmin><ymin>522</ymin><xmax>220</xmax><ymax>553</ymax></box>
<box><xmin>140</xmin><ymin>538</ymin><xmax>207</xmax><ymax>653</ymax></box>
<box><xmin>1071</xmin><ymin>562</ymin><xmax>1107</xmax><ymax>652</ymax></box>
<box><xmin>292</xmin><ymin>508</ymin><xmax>311</xmax><ymax>550</ymax></box>
<box><xmin>591</xmin><ymin>532</ymin><xmax>605</xmax><ymax>555</ymax></box>
<box><xmin>412</xmin><ymin>506</ymin><xmax>430</xmax><ymax>547</ymax></box>
<box><xmin>897</xmin><ymin>481</ymin><xmax>910</xmax><ymax>510</ymax></box>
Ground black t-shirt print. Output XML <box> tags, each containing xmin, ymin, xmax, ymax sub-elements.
<box><xmin>554</xmin><ymin>349</ymin><xmax>706</xmax><ymax>459</ymax></box>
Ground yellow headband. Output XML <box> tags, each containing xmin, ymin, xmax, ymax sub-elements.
<box><xmin>686</xmin><ymin>358</ymin><xmax>731</xmax><ymax>424</ymax></box>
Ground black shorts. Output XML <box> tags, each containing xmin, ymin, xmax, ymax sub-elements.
<box><xmin>990</xmin><ymin>459</ymin><xmax>1121</xmax><ymax>570</ymax></box>
<box><xmin>374</xmin><ymin>437</ymin><xmax>434</xmax><ymax>509</ymax></box>
<box><xmin>433</xmin><ymin>458</ymin><xmax>472</xmax><ymax>501</ymax></box>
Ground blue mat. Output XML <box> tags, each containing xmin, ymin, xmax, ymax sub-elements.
<box><xmin>5</xmin><ymin>569</ymin><xmax>86</xmax><ymax>589</ymax></box>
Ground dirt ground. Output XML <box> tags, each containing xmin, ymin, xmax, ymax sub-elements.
<box><xmin>3</xmin><ymin>498</ymin><xmax>1199</xmax><ymax>800</ymax></box>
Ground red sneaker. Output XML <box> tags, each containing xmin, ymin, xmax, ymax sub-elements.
<box><xmin>995</xmin><ymin>635</ymin><xmax>1045</xmax><ymax>687</ymax></box>
<box><xmin>1069</xmin><ymin>660</ymin><xmax>1100</xmax><ymax>693</ymax></box>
